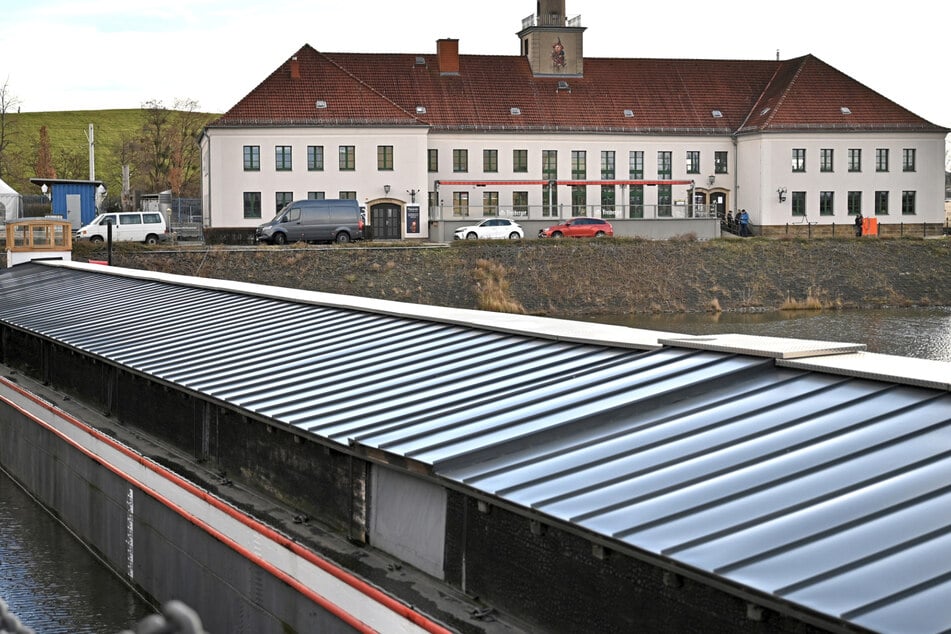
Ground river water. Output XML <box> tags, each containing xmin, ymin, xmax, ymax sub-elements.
<box><xmin>0</xmin><ymin>472</ymin><xmax>153</xmax><ymax>633</ymax></box>
<box><xmin>1</xmin><ymin>307</ymin><xmax>949</xmax><ymax>632</ymax></box>
<box><xmin>587</xmin><ymin>306</ymin><xmax>951</xmax><ymax>362</ymax></box>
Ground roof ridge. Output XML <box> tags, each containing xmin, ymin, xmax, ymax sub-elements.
<box><xmin>316</xmin><ymin>49</ymin><xmax>424</xmax><ymax>123</ymax></box>
<box><xmin>763</xmin><ymin>55</ymin><xmax>810</xmax><ymax>130</ymax></box>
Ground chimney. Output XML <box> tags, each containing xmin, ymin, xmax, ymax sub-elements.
<box><xmin>290</xmin><ymin>56</ymin><xmax>300</xmax><ymax>79</ymax></box>
<box><xmin>436</xmin><ymin>39</ymin><xmax>459</xmax><ymax>75</ymax></box>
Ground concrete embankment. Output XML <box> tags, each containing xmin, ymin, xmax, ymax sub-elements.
<box><xmin>73</xmin><ymin>237</ymin><xmax>951</xmax><ymax>316</ymax></box>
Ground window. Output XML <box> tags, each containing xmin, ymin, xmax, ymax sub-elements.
<box><xmin>513</xmin><ymin>149</ymin><xmax>528</xmax><ymax>173</ymax></box>
<box><xmin>276</xmin><ymin>191</ymin><xmax>293</xmax><ymax>212</ymax></box>
<box><xmin>901</xmin><ymin>190</ymin><xmax>916</xmax><ymax>215</ymax></box>
<box><xmin>453</xmin><ymin>191</ymin><xmax>469</xmax><ymax>216</ymax></box>
<box><xmin>308</xmin><ymin>191</ymin><xmax>325</xmax><ymax>200</ymax></box>
<box><xmin>428</xmin><ymin>149</ymin><xmax>438</xmax><ymax>172</ymax></box>
<box><xmin>876</xmin><ymin>148</ymin><xmax>889</xmax><ymax>172</ymax></box>
<box><xmin>243</xmin><ymin>145</ymin><xmax>260</xmax><ymax>171</ymax></box>
<box><xmin>847</xmin><ymin>191</ymin><xmax>862</xmax><ymax>215</ymax></box>
<box><xmin>339</xmin><ymin>146</ymin><xmax>355</xmax><ymax>171</ymax></box>
<box><xmin>483</xmin><ymin>149</ymin><xmax>498</xmax><ymax>173</ymax></box>
<box><xmin>686</xmin><ymin>151</ymin><xmax>700</xmax><ymax>174</ymax></box>
<box><xmin>629</xmin><ymin>185</ymin><xmax>644</xmax><ymax>218</ymax></box>
<box><xmin>571</xmin><ymin>150</ymin><xmax>586</xmax><ymax>179</ymax></box>
<box><xmin>513</xmin><ymin>191</ymin><xmax>528</xmax><ymax>216</ymax></box>
<box><xmin>629</xmin><ymin>151</ymin><xmax>644</xmax><ymax>179</ymax></box>
<box><xmin>243</xmin><ymin>192</ymin><xmax>261</xmax><ymax>219</ymax></box>
<box><xmin>275</xmin><ymin>146</ymin><xmax>292</xmax><ymax>171</ymax></box>
<box><xmin>571</xmin><ymin>185</ymin><xmax>587</xmax><ymax>216</ymax></box>
<box><xmin>657</xmin><ymin>151</ymin><xmax>672</xmax><ymax>179</ymax></box>
<box><xmin>658</xmin><ymin>184</ymin><xmax>672</xmax><ymax>216</ymax></box>
<box><xmin>820</xmin><ymin>149</ymin><xmax>833</xmax><ymax>172</ymax></box>
<box><xmin>307</xmin><ymin>146</ymin><xmax>324</xmax><ymax>171</ymax></box>
<box><xmin>601</xmin><ymin>186</ymin><xmax>615</xmax><ymax>217</ymax></box>
<box><xmin>819</xmin><ymin>191</ymin><xmax>834</xmax><ymax>215</ymax></box>
<box><xmin>791</xmin><ymin>148</ymin><xmax>806</xmax><ymax>172</ymax></box>
<box><xmin>714</xmin><ymin>151</ymin><xmax>728</xmax><ymax>174</ymax></box>
<box><xmin>848</xmin><ymin>149</ymin><xmax>861</xmax><ymax>172</ymax></box>
<box><xmin>601</xmin><ymin>151</ymin><xmax>615</xmax><ymax>180</ymax></box>
<box><xmin>377</xmin><ymin>145</ymin><xmax>394</xmax><ymax>171</ymax></box>
<box><xmin>483</xmin><ymin>191</ymin><xmax>499</xmax><ymax>215</ymax></box>
<box><xmin>339</xmin><ymin>191</ymin><xmax>356</xmax><ymax>200</ymax></box>
<box><xmin>791</xmin><ymin>191</ymin><xmax>806</xmax><ymax>217</ymax></box>
<box><xmin>903</xmin><ymin>149</ymin><xmax>916</xmax><ymax>172</ymax></box>
<box><xmin>875</xmin><ymin>191</ymin><xmax>888</xmax><ymax>215</ymax></box>
<box><xmin>542</xmin><ymin>150</ymin><xmax>558</xmax><ymax>215</ymax></box>
<box><xmin>453</xmin><ymin>149</ymin><xmax>468</xmax><ymax>172</ymax></box>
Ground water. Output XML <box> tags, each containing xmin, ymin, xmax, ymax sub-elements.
<box><xmin>0</xmin><ymin>471</ymin><xmax>153</xmax><ymax>633</ymax></box>
<box><xmin>586</xmin><ymin>306</ymin><xmax>951</xmax><ymax>362</ymax></box>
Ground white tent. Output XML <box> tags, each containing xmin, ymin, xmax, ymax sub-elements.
<box><xmin>0</xmin><ymin>177</ymin><xmax>21</xmax><ymax>222</ymax></box>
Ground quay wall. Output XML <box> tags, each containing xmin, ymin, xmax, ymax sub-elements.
<box><xmin>72</xmin><ymin>237</ymin><xmax>951</xmax><ymax>316</ymax></box>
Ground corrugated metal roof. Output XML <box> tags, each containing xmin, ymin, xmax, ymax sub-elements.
<box><xmin>2</xmin><ymin>261</ymin><xmax>950</xmax><ymax>634</ymax></box>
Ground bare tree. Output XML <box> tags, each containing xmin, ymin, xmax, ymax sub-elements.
<box><xmin>34</xmin><ymin>125</ymin><xmax>56</xmax><ymax>178</ymax></box>
<box><xmin>0</xmin><ymin>77</ymin><xmax>21</xmax><ymax>180</ymax></box>
<box><xmin>140</xmin><ymin>99</ymin><xmax>173</xmax><ymax>192</ymax></box>
<box><xmin>168</xmin><ymin>98</ymin><xmax>205</xmax><ymax>197</ymax></box>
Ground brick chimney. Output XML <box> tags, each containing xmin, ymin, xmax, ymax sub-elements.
<box><xmin>290</xmin><ymin>56</ymin><xmax>300</xmax><ymax>79</ymax></box>
<box><xmin>436</xmin><ymin>39</ymin><xmax>459</xmax><ymax>75</ymax></box>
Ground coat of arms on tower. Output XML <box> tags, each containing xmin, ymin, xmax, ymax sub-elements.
<box><xmin>551</xmin><ymin>38</ymin><xmax>567</xmax><ymax>68</ymax></box>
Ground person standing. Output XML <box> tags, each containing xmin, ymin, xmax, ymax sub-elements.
<box><xmin>854</xmin><ymin>212</ymin><xmax>864</xmax><ymax>237</ymax></box>
<box><xmin>738</xmin><ymin>209</ymin><xmax>750</xmax><ymax>237</ymax></box>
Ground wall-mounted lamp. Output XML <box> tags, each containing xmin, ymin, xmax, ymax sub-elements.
<box><xmin>406</xmin><ymin>188</ymin><xmax>420</xmax><ymax>203</ymax></box>
<box><xmin>383</xmin><ymin>184</ymin><xmax>391</xmax><ymax>195</ymax></box>
<box><xmin>707</xmin><ymin>175</ymin><xmax>715</xmax><ymax>186</ymax></box>
<box><xmin>777</xmin><ymin>187</ymin><xmax>787</xmax><ymax>203</ymax></box>
<box><xmin>41</xmin><ymin>183</ymin><xmax>50</xmax><ymax>199</ymax></box>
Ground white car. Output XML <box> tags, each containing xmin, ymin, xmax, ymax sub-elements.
<box><xmin>453</xmin><ymin>218</ymin><xmax>524</xmax><ymax>240</ymax></box>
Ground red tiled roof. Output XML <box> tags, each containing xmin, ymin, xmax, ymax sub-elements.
<box><xmin>211</xmin><ymin>45</ymin><xmax>944</xmax><ymax>134</ymax></box>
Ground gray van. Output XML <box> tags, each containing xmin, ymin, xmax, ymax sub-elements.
<box><xmin>255</xmin><ymin>199</ymin><xmax>365</xmax><ymax>244</ymax></box>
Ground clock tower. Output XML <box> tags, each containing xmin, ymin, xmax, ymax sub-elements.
<box><xmin>518</xmin><ymin>0</ymin><xmax>586</xmax><ymax>76</ymax></box>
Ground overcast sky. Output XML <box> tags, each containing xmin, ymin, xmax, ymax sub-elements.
<box><xmin>2</xmin><ymin>1</ymin><xmax>948</xmax><ymax>138</ymax></box>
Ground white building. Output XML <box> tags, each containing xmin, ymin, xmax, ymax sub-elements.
<box><xmin>200</xmin><ymin>0</ymin><xmax>948</xmax><ymax>240</ymax></box>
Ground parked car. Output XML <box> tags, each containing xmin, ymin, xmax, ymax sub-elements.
<box><xmin>74</xmin><ymin>212</ymin><xmax>170</xmax><ymax>245</ymax></box>
<box><xmin>453</xmin><ymin>218</ymin><xmax>524</xmax><ymax>240</ymax></box>
<box><xmin>538</xmin><ymin>217</ymin><xmax>614</xmax><ymax>238</ymax></box>
<box><xmin>256</xmin><ymin>199</ymin><xmax>364</xmax><ymax>244</ymax></box>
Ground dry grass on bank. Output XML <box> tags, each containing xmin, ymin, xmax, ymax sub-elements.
<box><xmin>474</xmin><ymin>259</ymin><xmax>525</xmax><ymax>314</ymax></box>
<box><xmin>780</xmin><ymin>287</ymin><xmax>843</xmax><ymax>311</ymax></box>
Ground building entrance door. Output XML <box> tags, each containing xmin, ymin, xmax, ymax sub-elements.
<box><xmin>370</xmin><ymin>203</ymin><xmax>401</xmax><ymax>240</ymax></box>
<box><xmin>709</xmin><ymin>192</ymin><xmax>727</xmax><ymax>219</ymax></box>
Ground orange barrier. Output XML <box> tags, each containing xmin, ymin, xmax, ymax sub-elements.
<box><xmin>862</xmin><ymin>217</ymin><xmax>878</xmax><ymax>236</ymax></box>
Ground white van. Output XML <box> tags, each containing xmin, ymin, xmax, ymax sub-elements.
<box><xmin>74</xmin><ymin>212</ymin><xmax>170</xmax><ymax>244</ymax></box>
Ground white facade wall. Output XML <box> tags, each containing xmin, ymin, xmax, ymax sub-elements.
<box><xmin>738</xmin><ymin>132</ymin><xmax>947</xmax><ymax>228</ymax></box>
<box><xmin>203</xmin><ymin>126</ymin><xmax>945</xmax><ymax>235</ymax></box>
<box><xmin>203</xmin><ymin>126</ymin><xmax>431</xmax><ymax>235</ymax></box>
<box><xmin>427</xmin><ymin>132</ymin><xmax>734</xmax><ymax>219</ymax></box>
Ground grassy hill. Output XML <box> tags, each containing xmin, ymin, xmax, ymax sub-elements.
<box><xmin>3</xmin><ymin>109</ymin><xmax>219</xmax><ymax>199</ymax></box>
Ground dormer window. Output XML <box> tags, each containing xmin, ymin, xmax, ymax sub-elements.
<box><xmin>623</xmin><ymin>109</ymin><xmax>634</xmax><ymax>118</ymax></box>
<box><xmin>711</xmin><ymin>110</ymin><xmax>723</xmax><ymax>118</ymax></box>
<box><xmin>510</xmin><ymin>107</ymin><xmax>522</xmax><ymax>115</ymax></box>
<box><xmin>840</xmin><ymin>106</ymin><xmax>852</xmax><ymax>115</ymax></box>
<box><xmin>416</xmin><ymin>106</ymin><xmax>427</xmax><ymax>114</ymax></box>
<box><xmin>315</xmin><ymin>100</ymin><xmax>327</xmax><ymax>109</ymax></box>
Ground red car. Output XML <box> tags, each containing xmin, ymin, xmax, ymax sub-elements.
<box><xmin>538</xmin><ymin>217</ymin><xmax>614</xmax><ymax>238</ymax></box>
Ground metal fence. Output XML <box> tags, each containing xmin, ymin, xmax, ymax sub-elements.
<box><xmin>429</xmin><ymin>203</ymin><xmax>716</xmax><ymax>221</ymax></box>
